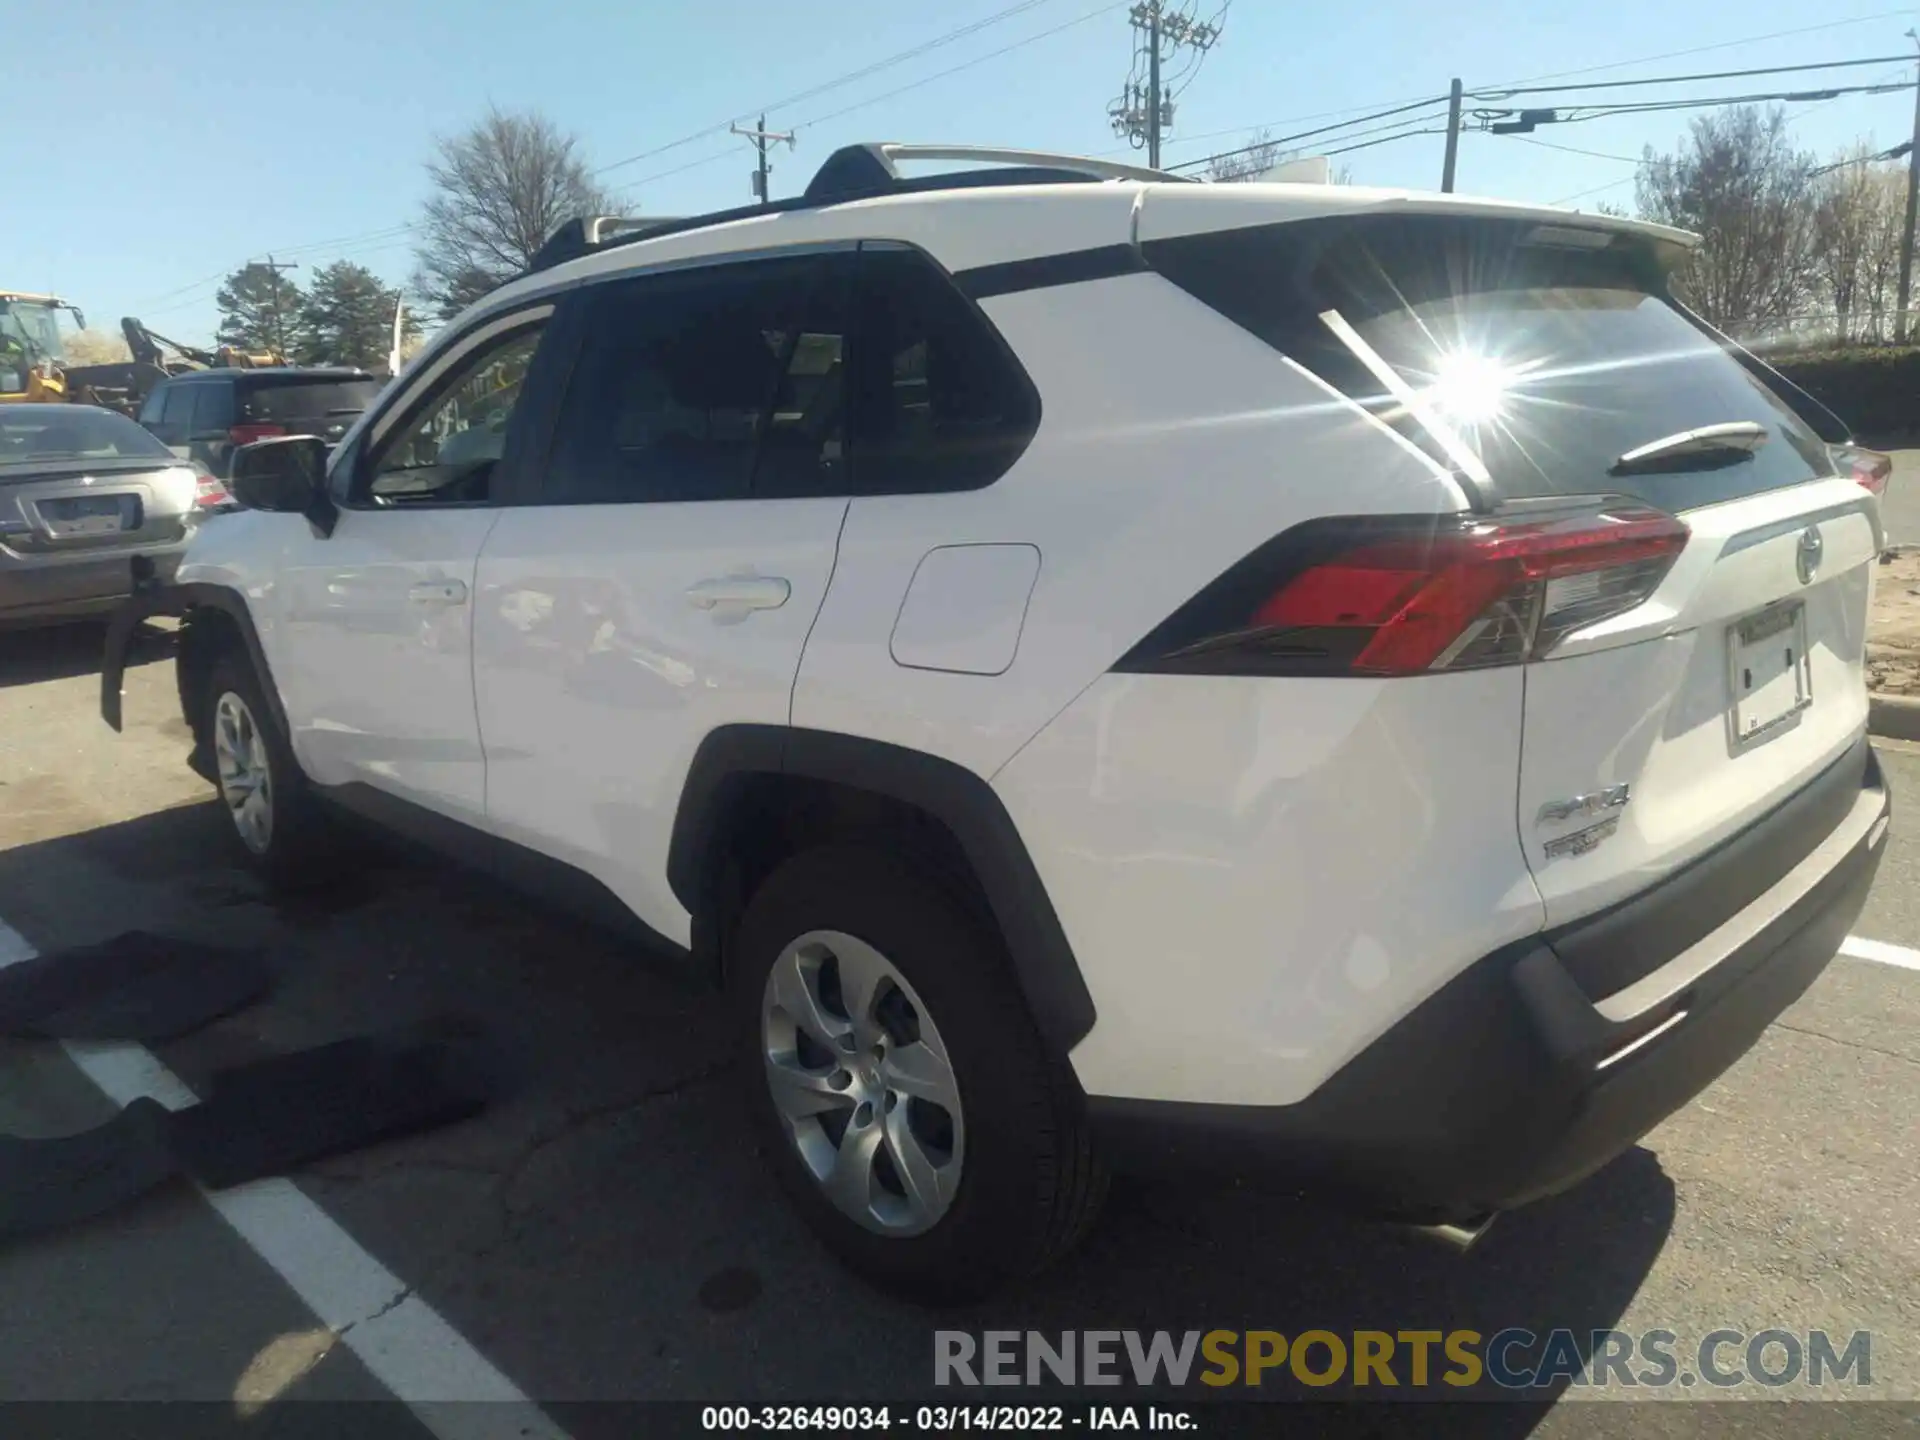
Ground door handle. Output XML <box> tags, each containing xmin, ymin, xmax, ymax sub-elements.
<box><xmin>685</xmin><ymin>575</ymin><xmax>791</xmax><ymax>613</ymax></box>
<box><xmin>408</xmin><ymin>579</ymin><xmax>469</xmax><ymax>606</ymax></box>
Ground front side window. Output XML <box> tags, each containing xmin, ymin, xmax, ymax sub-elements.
<box><xmin>362</xmin><ymin>323</ymin><xmax>546</xmax><ymax>505</ymax></box>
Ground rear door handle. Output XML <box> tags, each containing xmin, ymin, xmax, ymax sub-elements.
<box><xmin>685</xmin><ymin>575</ymin><xmax>791</xmax><ymax>613</ymax></box>
<box><xmin>408</xmin><ymin>579</ymin><xmax>469</xmax><ymax>606</ymax></box>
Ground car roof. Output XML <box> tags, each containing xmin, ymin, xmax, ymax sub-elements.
<box><xmin>165</xmin><ymin>367</ymin><xmax>376</xmax><ymax>384</ymax></box>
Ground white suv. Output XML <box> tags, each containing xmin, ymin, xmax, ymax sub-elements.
<box><xmin>102</xmin><ymin>144</ymin><xmax>1893</xmax><ymax>1302</ymax></box>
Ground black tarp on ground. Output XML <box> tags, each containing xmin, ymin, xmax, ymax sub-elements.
<box><xmin>0</xmin><ymin>931</ymin><xmax>271</xmax><ymax>1042</ymax></box>
<box><xmin>0</xmin><ymin>933</ymin><xmax>501</xmax><ymax>1241</ymax></box>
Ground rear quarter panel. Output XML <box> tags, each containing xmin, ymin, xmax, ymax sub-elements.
<box><xmin>792</xmin><ymin>271</ymin><xmax>1470</xmax><ymax>778</ymax></box>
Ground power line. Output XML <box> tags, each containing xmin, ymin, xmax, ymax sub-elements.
<box><xmin>1167</xmin><ymin>93</ymin><xmax>1453</xmax><ymax>171</ymax></box>
<box><xmin>1487</xmin><ymin>8</ymin><xmax>1920</xmax><ymax>89</ymax></box>
<box><xmin>1543</xmin><ymin>70</ymin><xmax>1896</xmax><ymax>204</ymax></box>
<box><xmin>595</xmin><ymin>0</ymin><xmax>1078</xmax><ymax>178</ymax></box>
<box><xmin>1160</xmin><ymin>13</ymin><xmax>1920</xmax><ymax>183</ymax></box>
<box><xmin>607</xmin><ymin>0</ymin><xmax>1130</xmax><ymax>197</ymax></box>
<box><xmin>1321</xmin><ymin>127</ymin><xmax>1453</xmax><ymax>158</ymax></box>
<box><xmin>1470</xmin><ymin>52</ymin><xmax>1920</xmax><ymax>102</ymax></box>
<box><xmin>1486</xmin><ymin>78</ymin><xmax>1915</xmax><ymax>130</ymax></box>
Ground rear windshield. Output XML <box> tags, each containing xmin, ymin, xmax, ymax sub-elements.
<box><xmin>241</xmin><ymin>377</ymin><xmax>379</xmax><ymax>422</ymax></box>
<box><xmin>0</xmin><ymin>406</ymin><xmax>173</xmax><ymax>466</ymax></box>
<box><xmin>1144</xmin><ymin>215</ymin><xmax>1833</xmax><ymax>511</ymax></box>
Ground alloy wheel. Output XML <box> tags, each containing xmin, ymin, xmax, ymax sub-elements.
<box><xmin>761</xmin><ymin>929</ymin><xmax>965</xmax><ymax>1237</ymax></box>
<box><xmin>213</xmin><ymin>691</ymin><xmax>273</xmax><ymax>854</ymax></box>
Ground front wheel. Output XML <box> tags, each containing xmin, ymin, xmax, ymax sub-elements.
<box><xmin>204</xmin><ymin>652</ymin><xmax>338</xmax><ymax>883</ymax></box>
<box><xmin>732</xmin><ymin>845</ymin><xmax>1106</xmax><ymax>1303</ymax></box>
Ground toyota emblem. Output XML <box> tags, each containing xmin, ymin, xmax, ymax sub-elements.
<box><xmin>1796</xmin><ymin>525</ymin><xmax>1823</xmax><ymax>585</ymax></box>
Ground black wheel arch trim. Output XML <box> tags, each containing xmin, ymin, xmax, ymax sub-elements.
<box><xmin>669</xmin><ymin>724</ymin><xmax>1098</xmax><ymax>1057</ymax></box>
<box><xmin>100</xmin><ymin>567</ymin><xmax>286</xmax><ymax>741</ymax></box>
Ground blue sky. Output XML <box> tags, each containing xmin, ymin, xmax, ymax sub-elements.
<box><xmin>14</xmin><ymin>1</ymin><xmax>1920</xmax><ymax>345</ymax></box>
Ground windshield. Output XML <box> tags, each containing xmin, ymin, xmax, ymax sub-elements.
<box><xmin>0</xmin><ymin>406</ymin><xmax>174</xmax><ymax>466</ymax></box>
<box><xmin>0</xmin><ymin>299</ymin><xmax>68</xmax><ymax>365</ymax></box>
<box><xmin>241</xmin><ymin>377</ymin><xmax>380</xmax><ymax>422</ymax></box>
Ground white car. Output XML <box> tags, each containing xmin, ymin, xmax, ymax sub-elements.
<box><xmin>103</xmin><ymin>144</ymin><xmax>1893</xmax><ymax>1302</ymax></box>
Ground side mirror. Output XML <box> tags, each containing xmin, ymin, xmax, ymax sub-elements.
<box><xmin>228</xmin><ymin>435</ymin><xmax>336</xmax><ymax>534</ymax></box>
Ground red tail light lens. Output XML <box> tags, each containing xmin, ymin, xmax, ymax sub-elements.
<box><xmin>229</xmin><ymin>422</ymin><xmax>286</xmax><ymax>446</ymax></box>
<box><xmin>1117</xmin><ymin>504</ymin><xmax>1690</xmax><ymax>678</ymax></box>
<box><xmin>194</xmin><ymin>472</ymin><xmax>230</xmax><ymax>508</ymax></box>
<box><xmin>1830</xmin><ymin>442</ymin><xmax>1891</xmax><ymax>495</ymax></box>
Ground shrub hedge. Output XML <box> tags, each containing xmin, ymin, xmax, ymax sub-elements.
<box><xmin>1764</xmin><ymin>346</ymin><xmax>1920</xmax><ymax>438</ymax></box>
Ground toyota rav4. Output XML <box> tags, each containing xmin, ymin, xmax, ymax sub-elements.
<box><xmin>102</xmin><ymin>144</ymin><xmax>1893</xmax><ymax>1302</ymax></box>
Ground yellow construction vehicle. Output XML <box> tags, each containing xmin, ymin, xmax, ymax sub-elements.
<box><xmin>0</xmin><ymin>294</ymin><xmax>287</xmax><ymax>416</ymax></box>
<box><xmin>0</xmin><ymin>291</ymin><xmax>86</xmax><ymax>403</ymax></box>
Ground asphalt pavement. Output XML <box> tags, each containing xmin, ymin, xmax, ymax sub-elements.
<box><xmin>0</xmin><ymin>620</ymin><xmax>1915</xmax><ymax>1438</ymax></box>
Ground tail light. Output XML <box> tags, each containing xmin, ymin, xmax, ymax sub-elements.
<box><xmin>194</xmin><ymin>471</ymin><xmax>231</xmax><ymax>508</ymax></box>
<box><xmin>1830</xmin><ymin>442</ymin><xmax>1891</xmax><ymax>495</ymax></box>
<box><xmin>229</xmin><ymin>422</ymin><xmax>286</xmax><ymax>446</ymax></box>
<box><xmin>1116</xmin><ymin>503</ymin><xmax>1690</xmax><ymax>678</ymax></box>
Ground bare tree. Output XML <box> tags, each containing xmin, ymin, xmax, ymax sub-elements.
<box><xmin>1206</xmin><ymin>128</ymin><xmax>1353</xmax><ymax>184</ymax></box>
<box><xmin>1636</xmin><ymin>105</ymin><xmax>1819</xmax><ymax>339</ymax></box>
<box><xmin>1818</xmin><ymin>158</ymin><xmax>1908</xmax><ymax>342</ymax></box>
<box><xmin>1810</xmin><ymin>148</ymin><xmax>1906</xmax><ymax>343</ymax></box>
<box><xmin>412</xmin><ymin>107</ymin><xmax>619</xmax><ymax>318</ymax></box>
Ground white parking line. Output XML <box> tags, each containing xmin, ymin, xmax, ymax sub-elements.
<box><xmin>1840</xmin><ymin>934</ymin><xmax>1920</xmax><ymax>972</ymax></box>
<box><xmin>0</xmin><ymin>920</ymin><xmax>568</xmax><ymax>1439</ymax></box>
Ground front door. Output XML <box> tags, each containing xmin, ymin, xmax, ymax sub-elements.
<box><xmin>270</xmin><ymin>308</ymin><xmax>557</xmax><ymax>821</ymax></box>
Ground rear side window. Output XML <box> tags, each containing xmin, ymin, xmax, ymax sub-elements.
<box><xmin>846</xmin><ymin>245</ymin><xmax>1038</xmax><ymax>496</ymax></box>
<box><xmin>160</xmin><ymin>385</ymin><xmax>197</xmax><ymax>429</ymax></box>
<box><xmin>547</xmin><ymin>255</ymin><xmax>831</xmax><ymax>504</ymax></box>
<box><xmin>241</xmin><ymin>377</ymin><xmax>379</xmax><ymax>423</ymax></box>
<box><xmin>192</xmin><ymin>384</ymin><xmax>235</xmax><ymax>433</ymax></box>
<box><xmin>1145</xmin><ymin>215</ymin><xmax>1832</xmax><ymax>512</ymax></box>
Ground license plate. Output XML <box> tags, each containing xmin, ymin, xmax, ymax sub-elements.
<box><xmin>1729</xmin><ymin>601</ymin><xmax>1812</xmax><ymax>747</ymax></box>
<box><xmin>38</xmin><ymin>494</ymin><xmax>135</xmax><ymax>537</ymax></box>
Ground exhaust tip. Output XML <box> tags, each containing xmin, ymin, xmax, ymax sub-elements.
<box><xmin>1407</xmin><ymin>1212</ymin><xmax>1498</xmax><ymax>1252</ymax></box>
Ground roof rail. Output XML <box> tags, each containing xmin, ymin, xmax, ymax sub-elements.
<box><xmin>803</xmin><ymin>143</ymin><xmax>1188</xmax><ymax>199</ymax></box>
<box><xmin>528</xmin><ymin>214</ymin><xmax>689</xmax><ymax>273</ymax></box>
<box><xmin>523</xmin><ymin>142</ymin><xmax>1191</xmax><ymax>276</ymax></box>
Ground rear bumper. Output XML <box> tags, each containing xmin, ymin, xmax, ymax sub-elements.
<box><xmin>0</xmin><ymin>547</ymin><xmax>183</xmax><ymax>627</ymax></box>
<box><xmin>1088</xmin><ymin>739</ymin><xmax>1891</xmax><ymax>1221</ymax></box>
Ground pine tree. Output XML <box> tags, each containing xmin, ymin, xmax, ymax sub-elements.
<box><xmin>215</xmin><ymin>263</ymin><xmax>304</xmax><ymax>355</ymax></box>
<box><xmin>298</xmin><ymin>261</ymin><xmax>414</xmax><ymax>368</ymax></box>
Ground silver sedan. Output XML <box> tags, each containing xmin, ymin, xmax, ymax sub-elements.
<box><xmin>0</xmin><ymin>404</ymin><xmax>219</xmax><ymax>628</ymax></box>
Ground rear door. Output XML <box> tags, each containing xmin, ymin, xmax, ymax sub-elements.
<box><xmin>1147</xmin><ymin>207</ymin><xmax>1876</xmax><ymax>928</ymax></box>
<box><xmin>472</xmin><ymin>250</ymin><xmax>853</xmax><ymax>940</ymax></box>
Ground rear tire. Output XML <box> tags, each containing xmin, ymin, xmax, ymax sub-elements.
<box><xmin>204</xmin><ymin>651</ymin><xmax>338</xmax><ymax>885</ymax></box>
<box><xmin>731</xmin><ymin>844</ymin><xmax>1107</xmax><ymax>1304</ymax></box>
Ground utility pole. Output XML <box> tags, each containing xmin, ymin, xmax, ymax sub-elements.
<box><xmin>1146</xmin><ymin>6</ymin><xmax>1162</xmax><ymax>169</ymax></box>
<box><xmin>730</xmin><ymin>114</ymin><xmax>795</xmax><ymax>205</ymax></box>
<box><xmin>262</xmin><ymin>254</ymin><xmax>299</xmax><ymax>359</ymax></box>
<box><xmin>1108</xmin><ymin>2</ymin><xmax>1221</xmax><ymax>169</ymax></box>
<box><xmin>1897</xmin><ymin>31</ymin><xmax>1920</xmax><ymax>342</ymax></box>
<box><xmin>1441</xmin><ymin>78</ymin><xmax>1464</xmax><ymax>192</ymax></box>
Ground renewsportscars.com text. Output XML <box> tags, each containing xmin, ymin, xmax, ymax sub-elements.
<box><xmin>934</xmin><ymin>1328</ymin><xmax>1871</xmax><ymax>1391</ymax></box>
